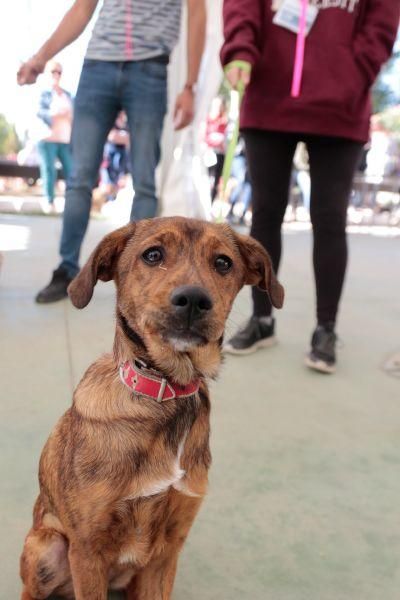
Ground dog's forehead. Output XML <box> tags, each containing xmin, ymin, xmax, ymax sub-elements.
<box><xmin>133</xmin><ymin>217</ymin><xmax>236</xmax><ymax>249</ymax></box>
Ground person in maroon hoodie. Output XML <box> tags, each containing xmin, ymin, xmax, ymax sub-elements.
<box><xmin>221</xmin><ymin>0</ymin><xmax>399</xmax><ymax>373</ymax></box>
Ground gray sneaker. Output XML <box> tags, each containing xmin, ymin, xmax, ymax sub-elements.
<box><xmin>223</xmin><ymin>316</ymin><xmax>276</xmax><ymax>355</ymax></box>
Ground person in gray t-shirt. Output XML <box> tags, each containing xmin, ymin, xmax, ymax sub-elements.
<box><xmin>18</xmin><ymin>0</ymin><xmax>206</xmax><ymax>304</ymax></box>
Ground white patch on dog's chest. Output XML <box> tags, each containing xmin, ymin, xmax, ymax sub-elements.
<box><xmin>118</xmin><ymin>436</ymin><xmax>201</xmax><ymax>566</ymax></box>
<box><xmin>138</xmin><ymin>458</ymin><xmax>185</xmax><ymax>497</ymax></box>
<box><xmin>124</xmin><ymin>434</ymin><xmax>197</xmax><ymax>500</ymax></box>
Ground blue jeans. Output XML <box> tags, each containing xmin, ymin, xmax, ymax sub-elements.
<box><xmin>37</xmin><ymin>141</ymin><xmax>72</xmax><ymax>203</ymax></box>
<box><xmin>60</xmin><ymin>59</ymin><xmax>167</xmax><ymax>277</ymax></box>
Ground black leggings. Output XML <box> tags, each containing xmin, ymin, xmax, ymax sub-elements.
<box><xmin>210</xmin><ymin>152</ymin><xmax>225</xmax><ymax>201</ymax></box>
<box><xmin>244</xmin><ymin>130</ymin><xmax>363</xmax><ymax>325</ymax></box>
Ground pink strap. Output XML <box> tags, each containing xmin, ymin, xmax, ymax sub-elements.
<box><xmin>291</xmin><ymin>0</ymin><xmax>308</xmax><ymax>98</ymax></box>
<box><xmin>125</xmin><ymin>0</ymin><xmax>133</xmax><ymax>59</ymax></box>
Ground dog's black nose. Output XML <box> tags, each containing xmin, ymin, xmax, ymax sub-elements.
<box><xmin>170</xmin><ymin>286</ymin><xmax>213</xmax><ymax>324</ymax></box>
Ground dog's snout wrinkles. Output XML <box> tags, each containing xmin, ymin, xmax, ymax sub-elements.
<box><xmin>170</xmin><ymin>285</ymin><xmax>213</xmax><ymax>324</ymax></box>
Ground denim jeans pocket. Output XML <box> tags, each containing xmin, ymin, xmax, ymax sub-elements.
<box><xmin>139</xmin><ymin>59</ymin><xmax>168</xmax><ymax>81</ymax></box>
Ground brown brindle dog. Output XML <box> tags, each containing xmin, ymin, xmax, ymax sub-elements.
<box><xmin>20</xmin><ymin>217</ymin><xmax>284</xmax><ymax>600</ymax></box>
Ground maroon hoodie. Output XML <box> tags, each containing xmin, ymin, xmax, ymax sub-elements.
<box><xmin>220</xmin><ymin>0</ymin><xmax>399</xmax><ymax>142</ymax></box>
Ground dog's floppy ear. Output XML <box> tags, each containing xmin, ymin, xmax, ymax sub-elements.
<box><xmin>68</xmin><ymin>223</ymin><xmax>135</xmax><ymax>309</ymax></box>
<box><xmin>234</xmin><ymin>231</ymin><xmax>284</xmax><ymax>309</ymax></box>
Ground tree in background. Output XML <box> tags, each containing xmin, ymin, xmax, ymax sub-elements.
<box><xmin>375</xmin><ymin>105</ymin><xmax>400</xmax><ymax>135</ymax></box>
<box><xmin>0</xmin><ymin>114</ymin><xmax>21</xmax><ymax>157</ymax></box>
<box><xmin>372</xmin><ymin>49</ymin><xmax>400</xmax><ymax>114</ymax></box>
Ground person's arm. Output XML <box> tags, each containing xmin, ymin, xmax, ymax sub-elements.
<box><xmin>173</xmin><ymin>0</ymin><xmax>206</xmax><ymax>131</ymax></box>
<box><xmin>353</xmin><ymin>0</ymin><xmax>400</xmax><ymax>86</ymax></box>
<box><xmin>220</xmin><ymin>0</ymin><xmax>263</xmax><ymax>89</ymax></box>
<box><xmin>17</xmin><ymin>0</ymin><xmax>99</xmax><ymax>85</ymax></box>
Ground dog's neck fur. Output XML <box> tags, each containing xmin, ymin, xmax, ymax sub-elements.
<box><xmin>117</xmin><ymin>311</ymin><xmax>148</xmax><ymax>354</ymax></box>
<box><xmin>113</xmin><ymin>311</ymin><xmax>221</xmax><ymax>386</ymax></box>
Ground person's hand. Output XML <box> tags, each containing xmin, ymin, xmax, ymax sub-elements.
<box><xmin>224</xmin><ymin>60</ymin><xmax>252</xmax><ymax>91</ymax></box>
<box><xmin>17</xmin><ymin>55</ymin><xmax>46</xmax><ymax>85</ymax></box>
<box><xmin>173</xmin><ymin>87</ymin><xmax>195</xmax><ymax>131</ymax></box>
<box><xmin>108</xmin><ymin>129</ymin><xmax>128</xmax><ymax>145</ymax></box>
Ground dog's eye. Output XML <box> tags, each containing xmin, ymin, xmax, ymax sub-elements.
<box><xmin>214</xmin><ymin>255</ymin><xmax>233</xmax><ymax>274</ymax></box>
<box><xmin>142</xmin><ymin>247</ymin><xmax>164</xmax><ymax>265</ymax></box>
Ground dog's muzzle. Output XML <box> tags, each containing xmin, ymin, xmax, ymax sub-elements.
<box><xmin>170</xmin><ymin>285</ymin><xmax>213</xmax><ymax>328</ymax></box>
<box><xmin>160</xmin><ymin>285</ymin><xmax>213</xmax><ymax>350</ymax></box>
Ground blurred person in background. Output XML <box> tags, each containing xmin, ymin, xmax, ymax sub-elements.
<box><xmin>226</xmin><ymin>137</ymin><xmax>252</xmax><ymax>224</ymax></box>
<box><xmin>96</xmin><ymin>111</ymin><xmax>130</xmax><ymax>205</ymax></box>
<box><xmin>205</xmin><ymin>96</ymin><xmax>228</xmax><ymax>201</ymax></box>
<box><xmin>221</xmin><ymin>0</ymin><xmax>400</xmax><ymax>373</ymax></box>
<box><xmin>36</xmin><ymin>61</ymin><xmax>73</xmax><ymax>211</ymax></box>
<box><xmin>293</xmin><ymin>142</ymin><xmax>310</xmax><ymax>213</ymax></box>
<box><xmin>17</xmin><ymin>0</ymin><xmax>206</xmax><ymax>303</ymax></box>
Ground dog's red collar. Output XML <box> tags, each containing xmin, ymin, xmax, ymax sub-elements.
<box><xmin>119</xmin><ymin>360</ymin><xmax>200</xmax><ymax>403</ymax></box>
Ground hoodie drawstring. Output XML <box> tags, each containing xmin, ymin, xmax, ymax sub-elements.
<box><xmin>291</xmin><ymin>0</ymin><xmax>308</xmax><ymax>97</ymax></box>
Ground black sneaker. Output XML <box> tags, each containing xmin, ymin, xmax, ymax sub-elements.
<box><xmin>305</xmin><ymin>325</ymin><xmax>337</xmax><ymax>374</ymax></box>
<box><xmin>35</xmin><ymin>267</ymin><xmax>74</xmax><ymax>304</ymax></box>
<box><xmin>223</xmin><ymin>316</ymin><xmax>276</xmax><ymax>355</ymax></box>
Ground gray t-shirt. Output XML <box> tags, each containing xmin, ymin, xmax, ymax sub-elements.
<box><xmin>86</xmin><ymin>0</ymin><xmax>182</xmax><ymax>61</ymax></box>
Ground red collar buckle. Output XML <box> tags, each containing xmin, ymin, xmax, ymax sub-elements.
<box><xmin>119</xmin><ymin>360</ymin><xmax>200</xmax><ymax>403</ymax></box>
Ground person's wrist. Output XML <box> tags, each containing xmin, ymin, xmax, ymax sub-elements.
<box><xmin>32</xmin><ymin>51</ymin><xmax>47</xmax><ymax>71</ymax></box>
<box><xmin>183</xmin><ymin>82</ymin><xmax>196</xmax><ymax>94</ymax></box>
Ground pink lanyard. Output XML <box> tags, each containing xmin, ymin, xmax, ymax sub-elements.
<box><xmin>125</xmin><ymin>0</ymin><xmax>133</xmax><ymax>59</ymax></box>
<box><xmin>291</xmin><ymin>0</ymin><xmax>308</xmax><ymax>98</ymax></box>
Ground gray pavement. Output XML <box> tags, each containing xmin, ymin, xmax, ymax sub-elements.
<box><xmin>1</xmin><ymin>213</ymin><xmax>399</xmax><ymax>600</ymax></box>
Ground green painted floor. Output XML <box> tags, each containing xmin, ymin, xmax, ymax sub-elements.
<box><xmin>1</xmin><ymin>214</ymin><xmax>399</xmax><ymax>600</ymax></box>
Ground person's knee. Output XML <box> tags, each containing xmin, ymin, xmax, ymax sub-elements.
<box><xmin>67</xmin><ymin>167</ymin><xmax>98</xmax><ymax>193</ymax></box>
<box><xmin>252</xmin><ymin>204</ymin><xmax>286</xmax><ymax>229</ymax></box>
<box><xmin>311</xmin><ymin>209</ymin><xmax>347</xmax><ymax>237</ymax></box>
